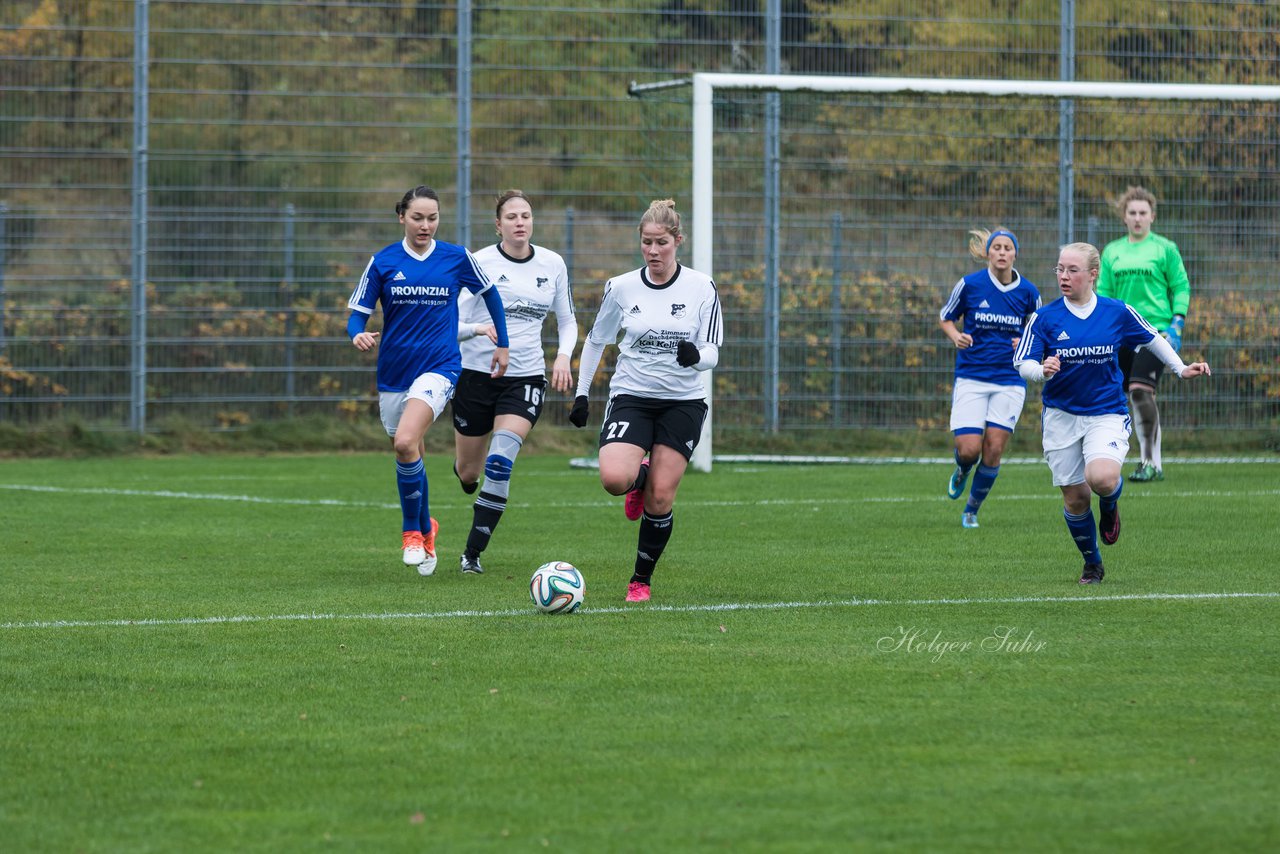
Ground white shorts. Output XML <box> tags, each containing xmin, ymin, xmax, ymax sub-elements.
<box><xmin>949</xmin><ymin>378</ymin><xmax>1026</xmax><ymax>434</ymax></box>
<box><xmin>378</xmin><ymin>372</ymin><xmax>456</xmax><ymax>437</ymax></box>
<box><xmin>1041</xmin><ymin>408</ymin><xmax>1131</xmax><ymax>486</ymax></box>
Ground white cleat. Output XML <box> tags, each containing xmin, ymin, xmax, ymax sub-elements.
<box><xmin>416</xmin><ymin>517</ymin><xmax>439</xmax><ymax>577</ymax></box>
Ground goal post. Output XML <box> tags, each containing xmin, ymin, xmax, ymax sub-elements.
<box><xmin>684</xmin><ymin>72</ymin><xmax>1280</xmax><ymax>474</ymax></box>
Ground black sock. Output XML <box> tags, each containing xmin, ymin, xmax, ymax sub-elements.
<box><xmin>453</xmin><ymin>460</ymin><xmax>479</xmax><ymax>495</ymax></box>
<box><xmin>633</xmin><ymin>510</ymin><xmax>673</xmax><ymax>582</ymax></box>
<box><xmin>466</xmin><ymin>491</ymin><xmax>505</xmax><ymax>555</ymax></box>
<box><xmin>630</xmin><ymin>461</ymin><xmax>649</xmax><ymax>494</ymax></box>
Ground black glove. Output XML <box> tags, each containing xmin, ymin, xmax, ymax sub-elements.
<box><xmin>676</xmin><ymin>339</ymin><xmax>700</xmax><ymax>368</ymax></box>
<box><xmin>568</xmin><ymin>395</ymin><xmax>590</xmax><ymax>428</ymax></box>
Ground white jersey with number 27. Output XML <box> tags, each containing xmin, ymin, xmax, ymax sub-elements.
<box><xmin>585</xmin><ymin>264</ymin><xmax>723</xmax><ymax>401</ymax></box>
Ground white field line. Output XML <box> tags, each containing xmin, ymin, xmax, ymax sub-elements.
<box><xmin>4</xmin><ymin>482</ymin><xmax>1280</xmax><ymax>511</ymax></box>
<box><xmin>574</xmin><ymin>455</ymin><xmax>1280</xmax><ymax>468</ymax></box>
<box><xmin>0</xmin><ymin>483</ymin><xmax>401</xmax><ymax>510</ymax></box>
<box><xmin>3</xmin><ymin>591</ymin><xmax>1276</xmax><ymax>631</ymax></box>
<box><xmin>715</xmin><ymin>455</ymin><xmax>1280</xmax><ymax>466</ymax></box>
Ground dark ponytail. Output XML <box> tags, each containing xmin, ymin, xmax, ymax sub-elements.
<box><xmin>396</xmin><ymin>185</ymin><xmax>440</xmax><ymax>216</ymax></box>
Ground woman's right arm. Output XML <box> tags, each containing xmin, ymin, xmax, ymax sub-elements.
<box><xmin>939</xmin><ymin>280</ymin><xmax>971</xmax><ymax>348</ymax></box>
<box><xmin>574</xmin><ymin>338</ymin><xmax>606</xmax><ymax>399</ymax></box>
<box><xmin>940</xmin><ymin>318</ymin><xmax>971</xmax><ymax>349</ymax></box>
<box><xmin>348</xmin><ymin>311</ymin><xmax>379</xmax><ymax>351</ymax></box>
<box><xmin>348</xmin><ymin>255</ymin><xmax>381</xmax><ymax>351</ymax></box>
<box><xmin>1013</xmin><ymin>316</ymin><xmax>1053</xmax><ymax>380</ymax></box>
<box><xmin>456</xmin><ymin>291</ymin><xmax>495</xmax><ymax>342</ymax></box>
<box><xmin>572</xmin><ymin>280</ymin><xmax>621</xmax><ymax>400</ymax></box>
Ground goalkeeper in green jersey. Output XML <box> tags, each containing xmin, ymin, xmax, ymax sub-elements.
<box><xmin>1097</xmin><ymin>186</ymin><xmax>1192</xmax><ymax>483</ymax></box>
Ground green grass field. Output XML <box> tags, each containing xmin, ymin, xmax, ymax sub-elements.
<box><xmin>2</xmin><ymin>453</ymin><xmax>1277</xmax><ymax>851</ymax></box>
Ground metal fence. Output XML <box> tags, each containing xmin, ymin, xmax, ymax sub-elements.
<box><xmin>2</xmin><ymin>1</ymin><xmax>1278</xmax><ymax>446</ymax></box>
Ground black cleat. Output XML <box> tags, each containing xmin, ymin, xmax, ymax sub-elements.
<box><xmin>453</xmin><ymin>461</ymin><xmax>479</xmax><ymax>495</ymax></box>
<box><xmin>459</xmin><ymin>552</ymin><xmax>484</xmax><ymax>574</ymax></box>
<box><xmin>1100</xmin><ymin>504</ymin><xmax>1121</xmax><ymax>546</ymax></box>
<box><xmin>1079</xmin><ymin>562</ymin><xmax>1105</xmax><ymax>585</ymax></box>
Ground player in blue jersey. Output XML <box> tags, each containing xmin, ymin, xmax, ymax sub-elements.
<box><xmin>348</xmin><ymin>185</ymin><xmax>510</xmax><ymax>575</ymax></box>
<box><xmin>1014</xmin><ymin>243</ymin><xmax>1210</xmax><ymax>585</ymax></box>
<box><xmin>939</xmin><ymin>227</ymin><xmax>1042</xmax><ymax>529</ymax></box>
<box><xmin>569</xmin><ymin>199</ymin><xmax>723</xmax><ymax>603</ymax></box>
<box><xmin>450</xmin><ymin>190</ymin><xmax>578</xmax><ymax>575</ymax></box>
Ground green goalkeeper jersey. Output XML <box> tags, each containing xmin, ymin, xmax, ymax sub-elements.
<box><xmin>1097</xmin><ymin>232</ymin><xmax>1191</xmax><ymax>328</ymax></box>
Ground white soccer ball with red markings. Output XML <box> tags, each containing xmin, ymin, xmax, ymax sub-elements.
<box><xmin>530</xmin><ymin>561</ymin><xmax>585</xmax><ymax>614</ymax></box>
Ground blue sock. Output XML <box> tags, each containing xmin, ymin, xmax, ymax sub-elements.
<box><xmin>396</xmin><ymin>458</ymin><xmax>425</xmax><ymax>532</ymax></box>
<box><xmin>965</xmin><ymin>464</ymin><xmax>999</xmax><ymax>514</ymax></box>
<box><xmin>1064</xmin><ymin>508</ymin><xmax>1099</xmax><ymax>563</ymax></box>
<box><xmin>1099</xmin><ymin>479</ymin><xmax>1123</xmax><ymax>512</ymax></box>
<box><xmin>418</xmin><ymin>469</ymin><xmax>432</xmax><ymax>535</ymax></box>
<box><xmin>954</xmin><ymin>448</ymin><xmax>975</xmax><ymax>475</ymax></box>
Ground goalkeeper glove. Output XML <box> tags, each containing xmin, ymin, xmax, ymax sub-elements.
<box><xmin>676</xmin><ymin>339</ymin><xmax>700</xmax><ymax>367</ymax></box>
<box><xmin>1163</xmin><ymin>314</ymin><xmax>1185</xmax><ymax>353</ymax></box>
<box><xmin>568</xmin><ymin>395</ymin><xmax>590</xmax><ymax>428</ymax></box>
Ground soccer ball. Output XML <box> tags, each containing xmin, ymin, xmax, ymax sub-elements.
<box><xmin>529</xmin><ymin>561</ymin><xmax>585</xmax><ymax>614</ymax></box>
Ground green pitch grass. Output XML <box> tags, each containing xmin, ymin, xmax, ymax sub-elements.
<box><xmin>2</xmin><ymin>454</ymin><xmax>1277</xmax><ymax>851</ymax></box>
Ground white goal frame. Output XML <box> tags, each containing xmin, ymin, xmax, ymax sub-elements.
<box><xmin>685</xmin><ymin>73</ymin><xmax>1280</xmax><ymax>473</ymax></box>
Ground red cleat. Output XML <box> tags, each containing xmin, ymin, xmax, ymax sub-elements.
<box><xmin>624</xmin><ymin>458</ymin><xmax>649</xmax><ymax>521</ymax></box>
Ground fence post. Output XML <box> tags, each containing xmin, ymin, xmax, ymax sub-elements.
<box><xmin>1058</xmin><ymin>0</ymin><xmax>1076</xmax><ymax>245</ymax></box>
<box><xmin>1086</xmin><ymin>215</ymin><xmax>1099</xmax><ymax>248</ymax></box>
<box><xmin>456</xmin><ymin>0</ymin><xmax>472</xmax><ymax>248</ymax></box>
<box><xmin>130</xmin><ymin>0</ymin><xmax>150</xmax><ymax>434</ymax></box>
<box><xmin>0</xmin><ymin>202</ymin><xmax>7</xmax><ymax>357</ymax></box>
<box><xmin>564</xmin><ymin>206</ymin><xmax>575</xmax><ymax>286</ymax></box>
<box><xmin>283</xmin><ymin>203</ymin><xmax>296</xmax><ymax>416</ymax></box>
<box><xmin>831</xmin><ymin>211</ymin><xmax>842</xmax><ymax>426</ymax></box>
<box><xmin>764</xmin><ymin>0</ymin><xmax>781</xmax><ymax>433</ymax></box>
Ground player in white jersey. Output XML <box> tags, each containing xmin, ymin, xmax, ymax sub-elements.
<box><xmin>449</xmin><ymin>190</ymin><xmax>578</xmax><ymax>574</ymax></box>
<box><xmin>1015</xmin><ymin>243</ymin><xmax>1209</xmax><ymax>585</ymax></box>
<box><xmin>570</xmin><ymin>199</ymin><xmax>723</xmax><ymax>603</ymax></box>
<box><xmin>938</xmin><ymin>226</ymin><xmax>1041</xmax><ymax>529</ymax></box>
<box><xmin>348</xmin><ymin>186</ymin><xmax>509</xmax><ymax>575</ymax></box>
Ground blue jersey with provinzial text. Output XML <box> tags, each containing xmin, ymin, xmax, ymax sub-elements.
<box><xmin>1014</xmin><ymin>295</ymin><xmax>1158</xmax><ymax>416</ymax></box>
<box><xmin>348</xmin><ymin>239</ymin><xmax>492</xmax><ymax>392</ymax></box>
<box><xmin>940</xmin><ymin>269</ymin><xmax>1041</xmax><ymax>386</ymax></box>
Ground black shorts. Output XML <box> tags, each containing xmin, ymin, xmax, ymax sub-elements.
<box><xmin>1117</xmin><ymin>346</ymin><xmax>1165</xmax><ymax>391</ymax></box>
<box><xmin>599</xmin><ymin>394</ymin><xmax>708</xmax><ymax>461</ymax></box>
<box><xmin>450</xmin><ymin>369</ymin><xmax>547</xmax><ymax>436</ymax></box>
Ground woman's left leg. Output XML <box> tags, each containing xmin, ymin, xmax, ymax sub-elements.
<box><xmin>460</xmin><ymin>414</ymin><xmax>534</xmax><ymax>572</ymax></box>
<box><xmin>627</xmin><ymin>444</ymin><xmax>688</xmax><ymax>592</ymax></box>
<box><xmin>962</xmin><ymin>426</ymin><xmax>1013</xmax><ymax>526</ymax></box>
